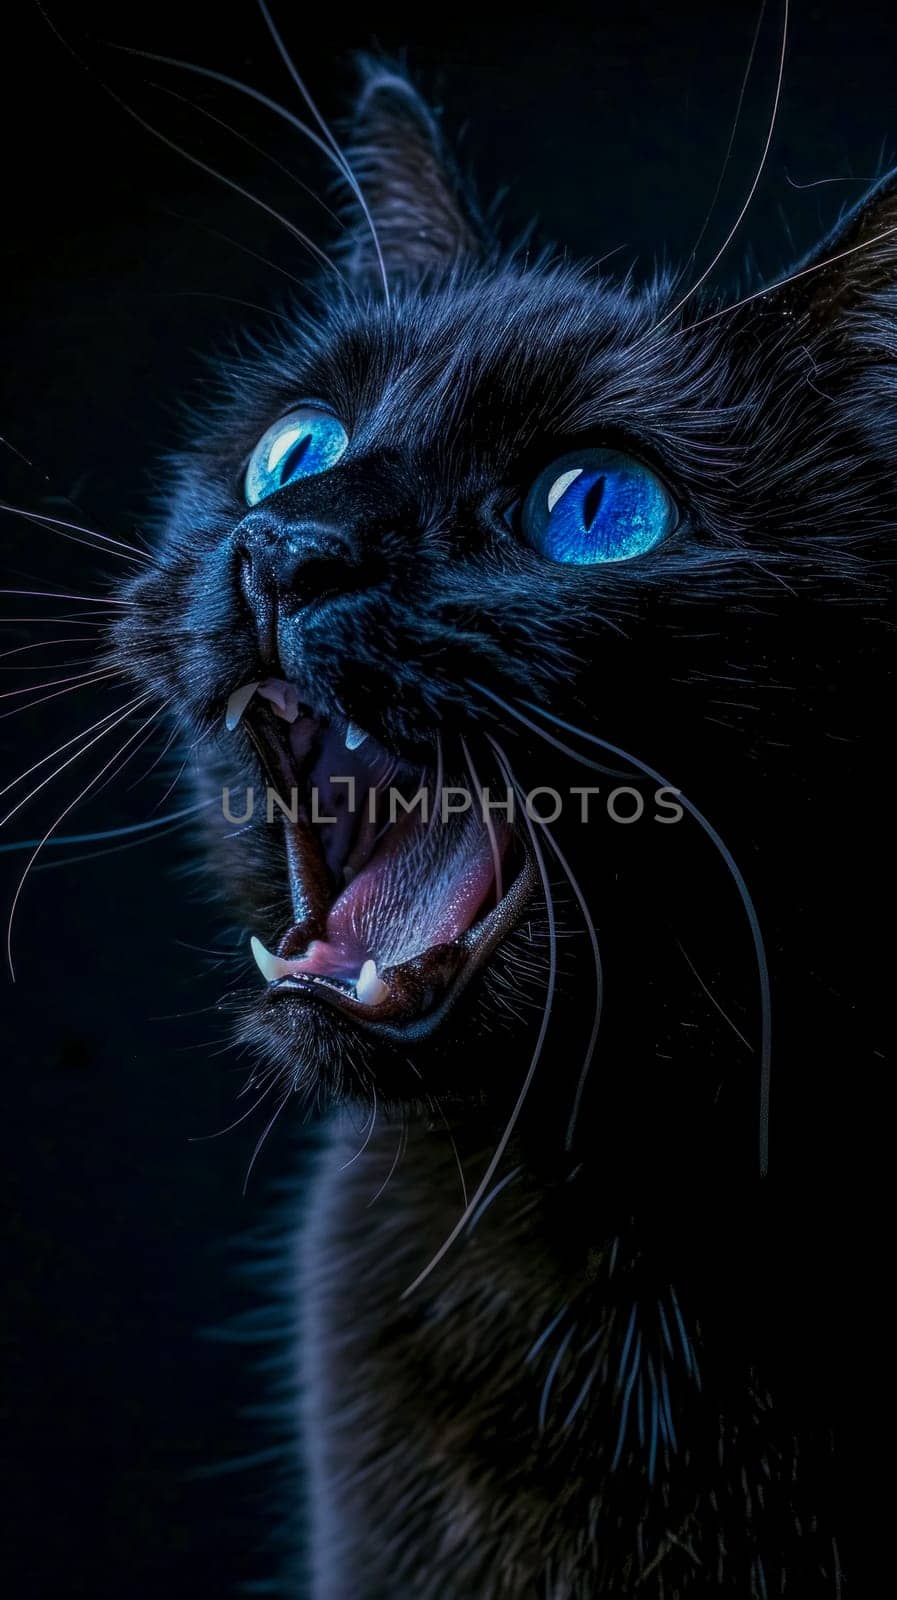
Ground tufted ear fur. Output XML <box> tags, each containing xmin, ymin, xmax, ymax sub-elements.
<box><xmin>338</xmin><ymin>58</ymin><xmax>490</xmax><ymax>287</ymax></box>
<box><xmin>753</xmin><ymin>167</ymin><xmax>897</xmax><ymax>333</ymax></box>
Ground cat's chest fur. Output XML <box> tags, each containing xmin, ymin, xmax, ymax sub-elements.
<box><xmin>294</xmin><ymin>1113</ymin><xmax>818</xmax><ymax>1599</ymax></box>
<box><xmin>298</xmin><ymin>1119</ymin><xmax>568</xmax><ymax>1598</ymax></box>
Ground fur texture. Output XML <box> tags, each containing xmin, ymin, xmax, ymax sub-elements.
<box><xmin>109</xmin><ymin>59</ymin><xmax>893</xmax><ymax>1596</ymax></box>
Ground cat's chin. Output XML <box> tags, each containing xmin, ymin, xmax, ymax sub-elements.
<box><xmin>226</xmin><ymin>680</ymin><xmax>538</xmax><ymax>1057</ymax></box>
<box><xmin>257</xmin><ymin>852</ymin><xmax>535</xmax><ymax>1043</ymax></box>
<box><xmin>233</xmin><ymin>880</ymin><xmax>540</xmax><ymax>1109</ymax></box>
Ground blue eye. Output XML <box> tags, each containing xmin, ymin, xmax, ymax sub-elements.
<box><xmin>521</xmin><ymin>448</ymin><xmax>676</xmax><ymax>564</ymax></box>
<box><xmin>245</xmin><ymin>406</ymin><xmax>349</xmax><ymax>506</ymax></box>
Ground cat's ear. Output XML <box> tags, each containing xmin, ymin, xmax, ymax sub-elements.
<box><xmin>759</xmin><ymin>168</ymin><xmax>897</xmax><ymax>329</ymax></box>
<box><xmin>338</xmin><ymin>59</ymin><xmax>490</xmax><ymax>286</ymax></box>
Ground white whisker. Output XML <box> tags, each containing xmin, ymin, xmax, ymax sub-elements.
<box><xmin>401</xmin><ymin>740</ymin><xmax>557</xmax><ymax>1299</ymax></box>
<box><xmin>6</xmin><ymin>697</ymin><xmax>169</xmax><ymax>979</ymax></box>
<box><xmin>0</xmin><ymin>616</ymin><xmax>103</xmax><ymax>627</ymax></box>
<box><xmin>154</xmin><ymin>81</ymin><xmax>345</xmax><ymax>227</ymax></box>
<box><xmin>126</xmin><ymin>714</ymin><xmax>186</xmax><ymax>795</ymax></box>
<box><xmin>0</xmin><ymin>667</ymin><xmax>121</xmax><ymax>703</ymax></box>
<box><xmin>159</xmin><ymin>205</ymin><xmax>306</xmax><ymax>289</ymax></box>
<box><xmin>256</xmin><ymin>0</ymin><xmax>391</xmax><ymax>304</ymax></box>
<box><xmin>0</xmin><ymin>635</ymin><xmax>100</xmax><ymax>663</ymax></box>
<box><xmin>0</xmin><ymin>501</ymin><xmax>152</xmax><ymax>564</ymax></box>
<box><xmin>189</xmin><ymin>1075</ymin><xmax>282</xmax><ymax>1143</ymax></box>
<box><xmin>0</xmin><ymin>657</ymin><xmax>101</xmax><ymax>672</ymax></box>
<box><xmin>339</xmin><ymin>1090</ymin><xmax>378</xmax><ymax>1170</ymax></box>
<box><xmin>537</xmin><ymin>826</ymin><xmax>604</xmax><ymax>1152</ymax></box>
<box><xmin>680</xmin><ymin>0</ymin><xmax>769</xmax><ymax>280</ymax></box>
<box><xmin>0</xmin><ymin>588</ymin><xmax>129</xmax><ymax>605</ymax></box>
<box><xmin>0</xmin><ymin>693</ymin><xmax>151</xmax><ymax>809</ymax></box>
<box><xmin>0</xmin><ymin>668</ymin><xmax>124</xmax><ymax>723</ymax></box>
<box><xmin>460</xmin><ymin>736</ymin><xmax>503</xmax><ymax>905</ymax></box>
<box><xmin>648</xmin><ymin>0</ymin><xmax>789</xmax><ymax>335</ymax></box>
<box><xmin>366</xmin><ymin>1117</ymin><xmax>408</xmax><ymax>1208</ymax></box>
<box><xmin>677</xmin><ymin>939</ymin><xmax>754</xmax><ymax>1054</ymax></box>
<box><xmin>519</xmin><ymin>698</ymin><xmax>772</xmax><ymax>1179</ymax></box>
<box><xmin>687</xmin><ymin>224</ymin><xmax>897</xmax><ymax>332</ymax></box>
<box><xmin>467</xmin><ymin>680</ymin><xmax>631</xmax><ymax>778</ymax></box>
<box><xmin>83</xmin><ymin>708</ymin><xmax>173</xmax><ymax>808</ymax></box>
<box><xmin>102</xmin><ymin>56</ymin><xmax>348</xmax><ymax>285</ymax></box>
<box><xmin>425</xmin><ymin>732</ymin><xmax>444</xmax><ymax>839</ymax></box>
<box><xmin>28</xmin><ymin>807</ymin><xmax>207</xmax><ymax>871</ymax></box>
<box><xmin>241</xmin><ymin>1086</ymin><xmax>293</xmax><ymax>1195</ymax></box>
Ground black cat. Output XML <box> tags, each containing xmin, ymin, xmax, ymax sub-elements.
<box><xmin>111</xmin><ymin>59</ymin><xmax>892</xmax><ymax>1597</ymax></box>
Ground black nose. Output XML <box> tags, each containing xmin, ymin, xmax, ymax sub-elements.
<box><xmin>237</xmin><ymin>514</ymin><xmax>366</xmax><ymax>612</ymax></box>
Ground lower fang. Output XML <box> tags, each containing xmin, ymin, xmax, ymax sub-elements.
<box><xmin>250</xmin><ymin>934</ymin><xmax>294</xmax><ymax>983</ymax></box>
<box><xmin>345</xmin><ymin>721</ymin><xmax>369</xmax><ymax>751</ymax></box>
<box><xmin>356</xmin><ymin>958</ymin><xmax>388</xmax><ymax>1006</ymax></box>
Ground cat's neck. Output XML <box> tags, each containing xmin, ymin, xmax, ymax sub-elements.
<box><xmin>297</xmin><ymin>1109</ymin><xmax>805</xmax><ymax>1596</ymax></box>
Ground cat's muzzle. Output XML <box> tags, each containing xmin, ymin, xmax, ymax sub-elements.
<box><xmin>223</xmin><ymin>678</ymin><xmax>536</xmax><ymax>1039</ymax></box>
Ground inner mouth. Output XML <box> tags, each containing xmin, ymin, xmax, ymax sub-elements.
<box><xmin>227</xmin><ymin>679</ymin><xmax>536</xmax><ymax>1035</ymax></box>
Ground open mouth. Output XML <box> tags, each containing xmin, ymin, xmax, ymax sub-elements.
<box><xmin>224</xmin><ymin>679</ymin><xmax>536</xmax><ymax>1037</ymax></box>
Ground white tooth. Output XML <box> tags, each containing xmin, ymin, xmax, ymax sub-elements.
<box><xmin>356</xmin><ymin>958</ymin><xmax>388</xmax><ymax>1006</ymax></box>
<box><xmin>345</xmin><ymin>721</ymin><xmax>369</xmax><ymax>751</ymax></box>
<box><xmin>250</xmin><ymin>934</ymin><xmax>292</xmax><ymax>983</ymax></box>
<box><xmin>225</xmin><ymin>681</ymin><xmax>260</xmax><ymax>731</ymax></box>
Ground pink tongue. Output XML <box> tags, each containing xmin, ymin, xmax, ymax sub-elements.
<box><xmin>293</xmin><ymin>808</ymin><xmax>502</xmax><ymax>979</ymax></box>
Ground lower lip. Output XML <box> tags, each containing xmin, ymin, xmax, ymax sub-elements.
<box><xmin>263</xmin><ymin>842</ymin><xmax>538</xmax><ymax>1040</ymax></box>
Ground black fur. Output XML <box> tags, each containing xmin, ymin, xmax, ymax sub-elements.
<box><xmin>109</xmin><ymin>60</ymin><xmax>892</xmax><ymax>1596</ymax></box>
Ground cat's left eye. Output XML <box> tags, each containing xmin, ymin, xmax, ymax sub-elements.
<box><xmin>245</xmin><ymin>405</ymin><xmax>349</xmax><ymax>506</ymax></box>
<box><xmin>521</xmin><ymin>447</ymin><xmax>677</xmax><ymax>565</ymax></box>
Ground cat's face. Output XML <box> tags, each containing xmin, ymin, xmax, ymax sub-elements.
<box><xmin>113</xmin><ymin>67</ymin><xmax>895</xmax><ymax>1139</ymax></box>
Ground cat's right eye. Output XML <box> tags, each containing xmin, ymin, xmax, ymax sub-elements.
<box><xmin>244</xmin><ymin>405</ymin><xmax>349</xmax><ymax>506</ymax></box>
<box><xmin>521</xmin><ymin>447</ymin><xmax>677</xmax><ymax>565</ymax></box>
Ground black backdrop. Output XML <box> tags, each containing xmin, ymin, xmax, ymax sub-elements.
<box><xmin>2</xmin><ymin>2</ymin><xmax>893</xmax><ymax>1595</ymax></box>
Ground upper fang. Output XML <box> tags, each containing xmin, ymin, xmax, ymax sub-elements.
<box><xmin>345</xmin><ymin>721</ymin><xmax>369</xmax><ymax>751</ymax></box>
<box><xmin>225</xmin><ymin>681</ymin><xmax>259</xmax><ymax>731</ymax></box>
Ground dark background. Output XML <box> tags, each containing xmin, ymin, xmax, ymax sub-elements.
<box><xmin>1</xmin><ymin>2</ymin><xmax>894</xmax><ymax>1595</ymax></box>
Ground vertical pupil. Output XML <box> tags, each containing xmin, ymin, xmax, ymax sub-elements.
<box><xmin>278</xmin><ymin>430</ymin><xmax>312</xmax><ymax>482</ymax></box>
<box><xmin>582</xmin><ymin>474</ymin><xmax>606</xmax><ymax>531</ymax></box>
